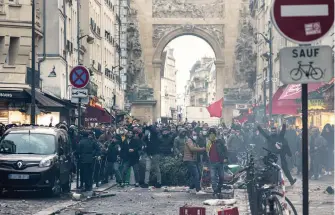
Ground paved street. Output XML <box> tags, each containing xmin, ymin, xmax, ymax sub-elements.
<box><xmin>0</xmin><ymin>175</ymin><xmax>324</xmax><ymax>215</ymax></box>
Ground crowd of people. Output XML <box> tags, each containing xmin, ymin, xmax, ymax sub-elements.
<box><xmin>0</xmin><ymin>119</ymin><xmax>333</xmax><ymax>196</ymax></box>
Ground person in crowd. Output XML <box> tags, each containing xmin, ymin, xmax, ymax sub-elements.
<box><xmin>285</xmin><ymin>124</ymin><xmax>299</xmax><ymax>171</ymax></box>
<box><xmin>173</xmin><ymin>128</ymin><xmax>187</xmax><ymax>158</ymax></box>
<box><xmin>227</xmin><ymin>128</ymin><xmax>244</xmax><ymax>163</ymax></box>
<box><xmin>160</xmin><ymin>127</ymin><xmax>174</xmax><ymax>156</ymax></box>
<box><xmin>321</xmin><ymin>124</ymin><xmax>334</xmax><ymax>175</ymax></box>
<box><xmin>310</xmin><ymin>127</ymin><xmax>328</xmax><ymax>179</ymax></box>
<box><xmin>257</xmin><ymin>124</ymin><xmax>297</xmax><ymax>185</ymax></box>
<box><xmin>78</xmin><ymin>130</ymin><xmax>101</xmax><ymax>191</ymax></box>
<box><xmin>206</xmin><ymin>128</ymin><xmax>229</xmax><ymax>197</ymax></box>
<box><xmin>183</xmin><ymin>130</ymin><xmax>206</xmax><ymax>194</ymax></box>
<box><xmin>105</xmin><ymin>135</ymin><xmax>122</xmax><ymax>185</ymax></box>
<box><xmin>252</xmin><ymin>127</ymin><xmax>266</xmax><ymax>157</ymax></box>
<box><xmin>120</xmin><ymin>129</ymin><xmax>141</xmax><ymax>187</ymax></box>
<box><xmin>142</xmin><ymin>125</ymin><xmax>162</xmax><ymax>188</ymax></box>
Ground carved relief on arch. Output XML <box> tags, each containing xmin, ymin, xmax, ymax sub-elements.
<box><xmin>152</xmin><ymin>24</ymin><xmax>225</xmax><ymax>48</ymax></box>
<box><xmin>152</xmin><ymin>0</ymin><xmax>225</xmax><ymax>18</ymax></box>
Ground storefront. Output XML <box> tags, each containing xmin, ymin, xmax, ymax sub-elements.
<box><xmin>0</xmin><ymin>89</ymin><xmax>64</xmax><ymax>126</ymax></box>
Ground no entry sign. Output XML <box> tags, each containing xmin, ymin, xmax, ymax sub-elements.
<box><xmin>271</xmin><ymin>0</ymin><xmax>334</xmax><ymax>43</ymax></box>
<box><xmin>70</xmin><ymin>66</ymin><xmax>90</xmax><ymax>88</ymax></box>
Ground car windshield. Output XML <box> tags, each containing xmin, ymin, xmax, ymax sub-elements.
<box><xmin>0</xmin><ymin>133</ymin><xmax>56</xmax><ymax>155</ymax></box>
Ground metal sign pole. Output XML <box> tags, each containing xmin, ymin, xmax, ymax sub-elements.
<box><xmin>301</xmin><ymin>84</ymin><xmax>309</xmax><ymax>215</ymax></box>
<box><xmin>76</xmin><ymin>98</ymin><xmax>81</xmax><ymax>189</ymax></box>
<box><xmin>31</xmin><ymin>0</ymin><xmax>36</xmax><ymax>125</ymax></box>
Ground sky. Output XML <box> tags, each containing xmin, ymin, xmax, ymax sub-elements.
<box><xmin>164</xmin><ymin>35</ymin><xmax>215</xmax><ymax>95</ymax></box>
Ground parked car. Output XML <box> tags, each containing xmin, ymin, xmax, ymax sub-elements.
<box><xmin>0</xmin><ymin>126</ymin><xmax>72</xmax><ymax>196</ymax></box>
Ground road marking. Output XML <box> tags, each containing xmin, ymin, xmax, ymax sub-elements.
<box><xmin>281</xmin><ymin>5</ymin><xmax>329</xmax><ymax>17</ymax></box>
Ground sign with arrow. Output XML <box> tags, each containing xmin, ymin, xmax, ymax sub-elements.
<box><xmin>71</xmin><ymin>88</ymin><xmax>88</xmax><ymax>98</ymax></box>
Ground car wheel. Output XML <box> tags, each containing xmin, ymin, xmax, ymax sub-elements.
<box><xmin>62</xmin><ymin>173</ymin><xmax>72</xmax><ymax>193</ymax></box>
<box><xmin>46</xmin><ymin>176</ymin><xmax>61</xmax><ymax>197</ymax></box>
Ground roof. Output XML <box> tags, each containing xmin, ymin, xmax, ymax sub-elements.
<box><xmin>25</xmin><ymin>89</ymin><xmax>64</xmax><ymax>108</ymax></box>
<box><xmin>4</xmin><ymin>126</ymin><xmax>59</xmax><ymax>135</ymax></box>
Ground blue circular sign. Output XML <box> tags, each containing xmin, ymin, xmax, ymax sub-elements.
<box><xmin>69</xmin><ymin>66</ymin><xmax>90</xmax><ymax>88</ymax></box>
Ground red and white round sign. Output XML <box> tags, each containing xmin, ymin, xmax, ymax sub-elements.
<box><xmin>271</xmin><ymin>0</ymin><xmax>334</xmax><ymax>44</ymax></box>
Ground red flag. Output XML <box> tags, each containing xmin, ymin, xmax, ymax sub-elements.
<box><xmin>206</xmin><ymin>98</ymin><xmax>223</xmax><ymax>118</ymax></box>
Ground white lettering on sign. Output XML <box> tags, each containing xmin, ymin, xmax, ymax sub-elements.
<box><xmin>281</xmin><ymin>5</ymin><xmax>329</xmax><ymax>17</ymax></box>
<box><xmin>0</xmin><ymin>93</ymin><xmax>13</xmax><ymax>98</ymax></box>
<box><xmin>292</xmin><ymin>48</ymin><xmax>320</xmax><ymax>58</ymax></box>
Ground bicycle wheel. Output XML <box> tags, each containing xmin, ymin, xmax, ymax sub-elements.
<box><xmin>271</xmin><ymin>191</ymin><xmax>298</xmax><ymax>215</ymax></box>
<box><xmin>311</xmin><ymin>68</ymin><xmax>324</xmax><ymax>80</ymax></box>
<box><xmin>269</xmin><ymin>195</ymin><xmax>284</xmax><ymax>215</ymax></box>
<box><xmin>290</xmin><ymin>68</ymin><xmax>303</xmax><ymax>81</ymax></box>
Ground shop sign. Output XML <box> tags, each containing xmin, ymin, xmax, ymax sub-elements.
<box><xmin>308</xmin><ymin>99</ymin><xmax>326</xmax><ymax>110</ymax></box>
<box><xmin>85</xmin><ymin>117</ymin><xmax>98</xmax><ymax>122</ymax></box>
<box><xmin>0</xmin><ymin>91</ymin><xmax>26</xmax><ymax>99</ymax></box>
<box><xmin>0</xmin><ymin>93</ymin><xmax>13</xmax><ymax>98</ymax></box>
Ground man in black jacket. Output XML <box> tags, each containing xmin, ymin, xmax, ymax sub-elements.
<box><xmin>104</xmin><ymin>135</ymin><xmax>122</xmax><ymax>185</ymax></box>
<box><xmin>120</xmin><ymin>130</ymin><xmax>141</xmax><ymax>187</ymax></box>
<box><xmin>257</xmin><ymin>124</ymin><xmax>297</xmax><ymax>185</ymax></box>
<box><xmin>78</xmin><ymin>131</ymin><xmax>101</xmax><ymax>191</ymax></box>
<box><xmin>142</xmin><ymin>125</ymin><xmax>162</xmax><ymax>188</ymax></box>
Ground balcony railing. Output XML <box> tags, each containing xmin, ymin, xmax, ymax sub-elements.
<box><xmin>192</xmin><ymin>87</ymin><xmax>207</xmax><ymax>92</ymax></box>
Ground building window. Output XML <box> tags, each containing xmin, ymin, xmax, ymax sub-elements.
<box><xmin>7</xmin><ymin>37</ymin><xmax>20</xmax><ymax>65</ymax></box>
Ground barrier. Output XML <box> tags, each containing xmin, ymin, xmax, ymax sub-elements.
<box><xmin>179</xmin><ymin>206</ymin><xmax>206</xmax><ymax>215</ymax></box>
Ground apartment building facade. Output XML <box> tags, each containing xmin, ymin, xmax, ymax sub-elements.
<box><xmin>186</xmin><ymin>57</ymin><xmax>216</xmax><ymax>107</ymax></box>
<box><xmin>79</xmin><ymin>0</ymin><xmax>125</xmax><ymax>110</ymax></box>
<box><xmin>0</xmin><ymin>0</ymin><xmax>45</xmax><ymax>124</ymax></box>
<box><xmin>160</xmin><ymin>47</ymin><xmax>177</xmax><ymax>121</ymax></box>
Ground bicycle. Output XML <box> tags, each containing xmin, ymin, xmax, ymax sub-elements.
<box><xmin>227</xmin><ymin>148</ymin><xmax>297</xmax><ymax>215</ymax></box>
<box><xmin>290</xmin><ymin>61</ymin><xmax>324</xmax><ymax>81</ymax></box>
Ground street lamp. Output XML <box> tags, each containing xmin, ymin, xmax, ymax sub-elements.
<box><xmin>77</xmin><ymin>34</ymin><xmax>95</xmax><ymax>64</ymax></box>
<box><xmin>256</xmin><ymin>21</ymin><xmax>273</xmax><ymax>120</ymax></box>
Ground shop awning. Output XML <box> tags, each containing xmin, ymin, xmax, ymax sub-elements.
<box><xmin>267</xmin><ymin>86</ymin><xmax>300</xmax><ymax>115</ymax></box>
<box><xmin>25</xmin><ymin>89</ymin><xmax>64</xmax><ymax>108</ymax></box>
<box><xmin>85</xmin><ymin>106</ymin><xmax>112</xmax><ymax>123</ymax></box>
<box><xmin>278</xmin><ymin>82</ymin><xmax>328</xmax><ymax>100</ymax></box>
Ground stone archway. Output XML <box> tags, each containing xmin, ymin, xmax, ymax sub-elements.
<box><xmin>151</xmin><ymin>24</ymin><xmax>226</xmax><ymax>121</ymax></box>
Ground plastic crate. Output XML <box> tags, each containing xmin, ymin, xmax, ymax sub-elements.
<box><xmin>218</xmin><ymin>207</ymin><xmax>239</xmax><ymax>215</ymax></box>
<box><xmin>179</xmin><ymin>206</ymin><xmax>206</xmax><ymax>215</ymax></box>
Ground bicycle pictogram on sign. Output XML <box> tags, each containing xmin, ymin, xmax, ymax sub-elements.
<box><xmin>69</xmin><ymin>66</ymin><xmax>90</xmax><ymax>88</ymax></box>
<box><xmin>289</xmin><ymin>61</ymin><xmax>324</xmax><ymax>81</ymax></box>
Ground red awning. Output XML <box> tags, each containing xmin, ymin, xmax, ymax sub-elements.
<box><xmin>267</xmin><ymin>85</ymin><xmax>300</xmax><ymax>115</ymax></box>
<box><xmin>279</xmin><ymin>82</ymin><xmax>327</xmax><ymax>100</ymax></box>
<box><xmin>85</xmin><ymin>106</ymin><xmax>111</xmax><ymax>123</ymax></box>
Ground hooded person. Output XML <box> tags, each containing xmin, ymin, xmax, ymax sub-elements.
<box><xmin>173</xmin><ymin>128</ymin><xmax>187</xmax><ymax>158</ymax></box>
<box><xmin>310</xmin><ymin>127</ymin><xmax>328</xmax><ymax>179</ymax></box>
<box><xmin>321</xmin><ymin>124</ymin><xmax>334</xmax><ymax>175</ymax></box>
<box><xmin>257</xmin><ymin>123</ymin><xmax>296</xmax><ymax>185</ymax></box>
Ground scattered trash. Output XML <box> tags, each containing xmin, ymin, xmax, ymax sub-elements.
<box><xmin>325</xmin><ymin>186</ymin><xmax>334</xmax><ymax>194</ymax></box>
<box><xmin>203</xmin><ymin>199</ymin><xmax>237</xmax><ymax>206</ymax></box>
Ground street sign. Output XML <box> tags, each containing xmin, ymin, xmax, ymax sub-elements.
<box><xmin>69</xmin><ymin>66</ymin><xmax>90</xmax><ymax>88</ymax></box>
<box><xmin>71</xmin><ymin>96</ymin><xmax>89</xmax><ymax>104</ymax></box>
<box><xmin>279</xmin><ymin>45</ymin><xmax>333</xmax><ymax>84</ymax></box>
<box><xmin>71</xmin><ymin>88</ymin><xmax>88</xmax><ymax>98</ymax></box>
<box><xmin>271</xmin><ymin>0</ymin><xmax>334</xmax><ymax>43</ymax></box>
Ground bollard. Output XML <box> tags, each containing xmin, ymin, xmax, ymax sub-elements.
<box><xmin>179</xmin><ymin>206</ymin><xmax>206</xmax><ymax>215</ymax></box>
<box><xmin>218</xmin><ymin>207</ymin><xmax>239</xmax><ymax>215</ymax></box>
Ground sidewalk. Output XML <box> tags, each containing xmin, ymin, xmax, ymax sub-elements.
<box><xmin>33</xmin><ymin>180</ymin><xmax>116</xmax><ymax>215</ymax></box>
